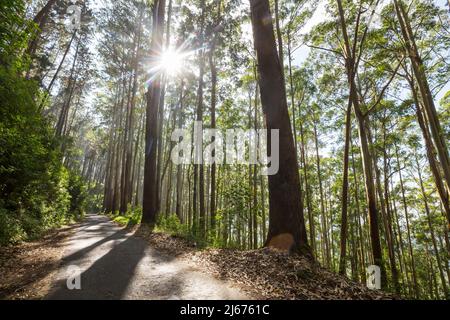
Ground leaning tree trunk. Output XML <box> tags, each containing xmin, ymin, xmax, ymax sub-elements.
<box><xmin>409</xmin><ymin>79</ymin><xmax>450</xmax><ymax>227</ymax></box>
<box><xmin>394</xmin><ymin>0</ymin><xmax>450</xmax><ymax>225</ymax></box>
<box><xmin>56</xmin><ymin>38</ymin><xmax>80</xmax><ymax>137</ymax></box>
<box><xmin>40</xmin><ymin>31</ymin><xmax>77</xmax><ymax>110</ymax></box>
<box><xmin>249</xmin><ymin>0</ymin><xmax>311</xmax><ymax>256</ymax></box>
<box><xmin>26</xmin><ymin>0</ymin><xmax>58</xmax><ymax>59</ymax></box>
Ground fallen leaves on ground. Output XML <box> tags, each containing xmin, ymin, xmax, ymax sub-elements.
<box><xmin>0</xmin><ymin>225</ymin><xmax>75</xmax><ymax>300</ymax></box>
<box><xmin>137</xmin><ymin>230</ymin><xmax>396</xmax><ymax>300</ymax></box>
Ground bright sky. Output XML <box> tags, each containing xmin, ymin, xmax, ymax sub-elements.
<box><xmin>292</xmin><ymin>0</ymin><xmax>327</xmax><ymax>66</ymax></box>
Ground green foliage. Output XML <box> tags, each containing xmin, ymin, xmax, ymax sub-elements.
<box><xmin>110</xmin><ymin>206</ymin><xmax>143</xmax><ymax>226</ymax></box>
<box><xmin>0</xmin><ymin>0</ymin><xmax>97</xmax><ymax>245</ymax></box>
<box><xmin>68</xmin><ymin>173</ymin><xmax>88</xmax><ymax>219</ymax></box>
<box><xmin>156</xmin><ymin>214</ymin><xmax>210</xmax><ymax>247</ymax></box>
<box><xmin>0</xmin><ymin>60</ymin><xmax>89</xmax><ymax>245</ymax></box>
<box><xmin>440</xmin><ymin>90</ymin><xmax>450</xmax><ymax>139</ymax></box>
<box><xmin>0</xmin><ymin>0</ymin><xmax>34</xmax><ymax>68</ymax></box>
<box><xmin>86</xmin><ymin>183</ymin><xmax>105</xmax><ymax>213</ymax></box>
<box><xmin>0</xmin><ymin>207</ymin><xmax>25</xmax><ymax>244</ymax></box>
<box><xmin>157</xmin><ymin>214</ymin><xmax>185</xmax><ymax>235</ymax></box>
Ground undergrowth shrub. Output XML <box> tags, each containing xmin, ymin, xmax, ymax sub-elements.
<box><xmin>109</xmin><ymin>205</ymin><xmax>142</xmax><ymax>226</ymax></box>
<box><xmin>0</xmin><ymin>64</ymin><xmax>90</xmax><ymax>245</ymax></box>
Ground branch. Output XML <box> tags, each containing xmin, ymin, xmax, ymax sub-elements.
<box><xmin>291</xmin><ymin>40</ymin><xmax>305</xmax><ymax>54</ymax></box>
<box><xmin>351</xmin><ymin>2</ymin><xmax>364</xmax><ymax>60</ymax></box>
<box><xmin>364</xmin><ymin>57</ymin><xmax>405</xmax><ymax>116</ymax></box>
<box><xmin>355</xmin><ymin>0</ymin><xmax>381</xmax><ymax>72</ymax></box>
<box><xmin>304</xmin><ymin>43</ymin><xmax>343</xmax><ymax>57</ymax></box>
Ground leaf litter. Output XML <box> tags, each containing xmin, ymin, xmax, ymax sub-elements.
<box><xmin>136</xmin><ymin>229</ymin><xmax>396</xmax><ymax>300</ymax></box>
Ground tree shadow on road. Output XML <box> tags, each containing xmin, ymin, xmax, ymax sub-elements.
<box><xmin>46</xmin><ymin>224</ymin><xmax>183</xmax><ymax>300</ymax></box>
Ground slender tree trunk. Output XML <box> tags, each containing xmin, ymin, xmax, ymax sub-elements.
<box><xmin>131</xmin><ymin>112</ymin><xmax>145</xmax><ymax>207</ymax></box>
<box><xmin>287</xmin><ymin>31</ymin><xmax>299</xmax><ymax>160</ymax></box>
<box><xmin>253</xmin><ymin>80</ymin><xmax>259</xmax><ymax>249</ymax></box>
<box><xmin>56</xmin><ymin>42</ymin><xmax>79</xmax><ymax>138</ymax></box>
<box><xmin>335</xmin><ymin>0</ymin><xmax>385</xmax><ymax>287</ymax></box>
<box><xmin>165</xmin><ymin>162</ymin><xmax>173</xmax><ymax>216</ymax></box>
<box><xmin>134</xmin><ymin>137</ymin><xmax>144</xmax><ymax>208</ymax></box>
<box><xmin>300</xmin><ymin>121</ymin><xmax>315</xmax><ymax>254</ymax></box>
<box><xmin>378</xmin><ymin>125</ymin><xmax>400</xmax><ymax>294</ymax></box>
<box><xmin>209</xmin><ymin>36</ymin><xmax>218</xmax><ymax>234</ymax></box>
<box><xmin>176</xmin><ymin>80</ymin><xmax>185</xmax><ymax>221</ymax></box>
<box><xmin>194</xmin><ymin>0</ymin><xmax>206</xmax><ymax>238</ymax></box>
<box><xmin>122</xmin><ymin>14</ymin><xmax>144</xmax><ymax>212</ymax></box>
<box><xmin>104</xmin><ymin>84</ymin><xmax>122</xmax><ymax>212</ymax></box>
<box><xmin>313</xmin><ymin>120</ymin><xmax>330</xmax><ymax>266</ymax></box>
<box><xmin>350</xmin><ymin>139</ymin><xmax>367</xmax><ymax>283</ymax></box>
<box><xmin>119</xmin><ymin>74</ymin><xmax>133</xmax><ymax>213</ymax></box>
<box><xmin>339</xmin><ymin>99</ymin><xmax>352</xmax><ymax>275</ymax></box>
<box><xmin>394</xmin><ymin>141</ymin><xmax>419</xmax><ymax>297</ymax></box>
<box><xmin>103</xmin><ymin>131</ymin><xmax>114</xmax><ymax>211</ymax></box>
<box><xmin>274</xmin><ymin>0</ymin><xmax>284</xmax><ymax>77</ymax></box>
<box><xmin>415</xmin><ymin>152</ymin><xmax>449</xmax><ymax>298</ymax></box>
<box><xmin>40</xmin><ymin>31</ymin><xmax>77</xmax><ymax>110</ymax></box>
<box><xmin>370</xmin><ymin>127</ymin><xmax>399</xmax><ymax>293</ymax></box>
<box><xmin>390</xmin><ymin>178</ymin><xmax>411</xmax><ymax>296</ymax></box>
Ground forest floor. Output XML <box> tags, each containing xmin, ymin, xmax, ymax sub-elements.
<box><xmin>0</xmin><ymin>213</ymin><xmax>394</xmax><ymax>300</ymax></box>
<box><xmin>0</xmin><ymin>222</ymin><xmax>74</xmax><ymax>299</ymax></box>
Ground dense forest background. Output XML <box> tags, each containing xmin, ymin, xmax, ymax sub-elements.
<box><xmin>0</xmin><ymin>0</ymin><xmax>449</xmax><ymax>299</ymax></box>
